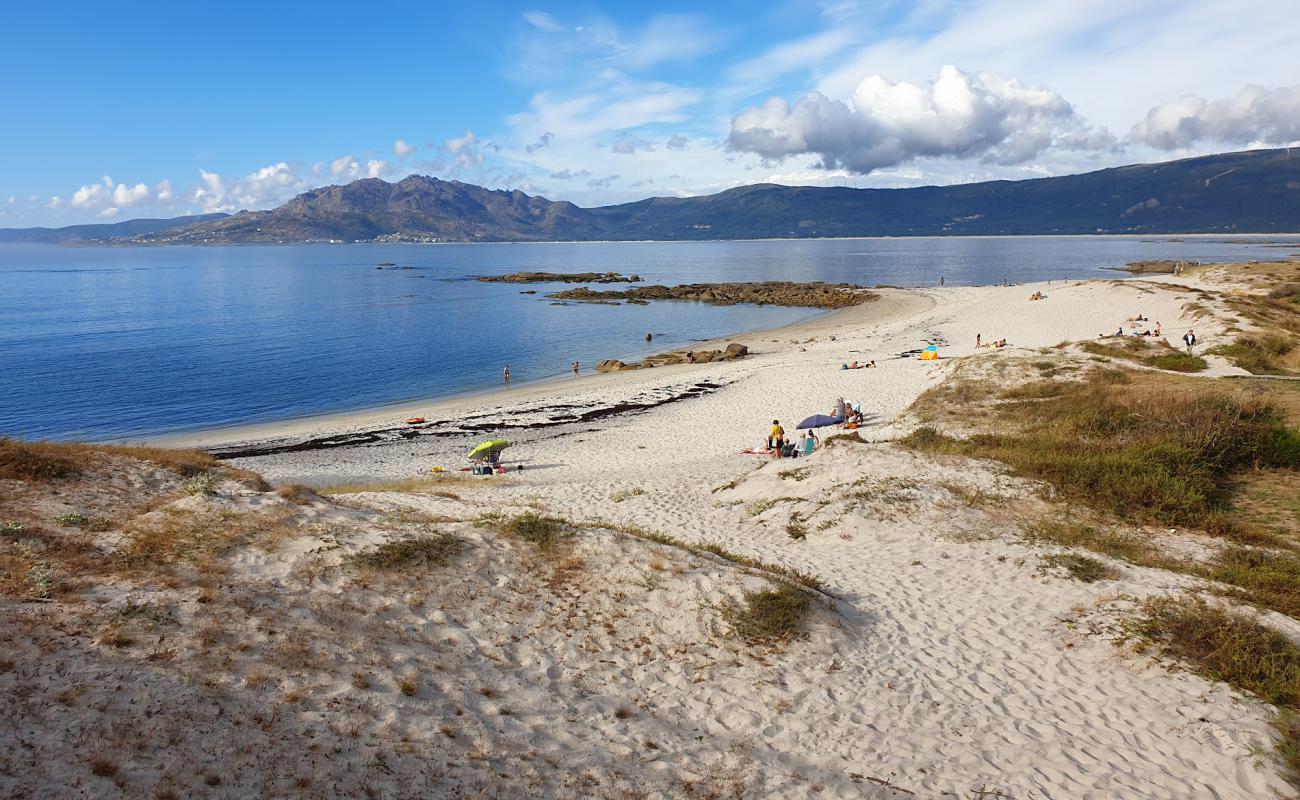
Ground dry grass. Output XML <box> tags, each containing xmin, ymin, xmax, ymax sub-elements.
<box><xmin>0</xmin><ymin>438</ymin><xmax>226</xmax><ymax>483</ymax></box>
<box><xmin>115</xmin><ymin>508</ymin><xmax>294</xmax><ymax>570</ymax></box>
<box><xmin>347</xmin><ymin>533</ymin><xmax>462</xmax><ymax>570</ymax></box>
<box><xmin>1040</xmin><ymin>552</ymin><xmax>1117</xmax><ymax>583</ymax></box>
<box><xmin>276</xmin><ymin>483</ymin><xmax>321</xmax><ymax>505</ymax></box>
<box><xmin>719</xmin><ymin>581</ymin><xmax>813</xmax><ymax>645</ymax></box>
<box><xmin>320</xmin><ymin>474</ymin><xmax>486</xmax><ymax>495</ymax></box>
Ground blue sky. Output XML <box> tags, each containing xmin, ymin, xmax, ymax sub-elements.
<box><xmin>3</xmin><ymin>0</ymin><xmax>1298</xmax><ymax>226</ymax></box>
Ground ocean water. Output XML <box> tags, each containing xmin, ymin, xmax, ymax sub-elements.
<box><xmin>2</xmin><ymin>235</ymin><xmax>1297</xmax><ymax>441</ymax></box>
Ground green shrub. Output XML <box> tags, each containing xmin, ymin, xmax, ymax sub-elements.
<box><xmin>902</xmin><ymin>386</ymin><xmax>1300</xmax><ymax>534</ymax></box>
<box><xmin>503</xmin><ymin>512</ymin><xmax>571</xmax><ymax>548</ymax></box>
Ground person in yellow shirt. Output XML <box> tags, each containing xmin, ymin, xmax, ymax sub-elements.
<box><xmin>769</xmin><ymin>420</ymin><xmax>785</xmax><ymax>455</ymax></box>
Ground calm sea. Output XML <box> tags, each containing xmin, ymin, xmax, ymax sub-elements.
<box><xmin>2</xmin><ymin>236</ymin><xmax>1297</xmax><ymax>441</ymax></box>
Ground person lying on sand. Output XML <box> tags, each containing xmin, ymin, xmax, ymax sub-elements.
<box><xmin>1028</xmin><ymin>291</ymin><xmax>1044</xmax><ymax>301</ymax></box>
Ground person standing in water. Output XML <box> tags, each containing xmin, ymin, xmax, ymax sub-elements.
<box><xmin>571</xmin><ymin>361</ymin><xmax>579</xmax><ymax>376</ymax></box>
<box><xmin>503</xmin><ymin>365</ymin><xmax>511</xmax><ymax>383</ymax></box>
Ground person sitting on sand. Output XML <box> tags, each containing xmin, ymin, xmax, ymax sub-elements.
<box><xmin>1028</xmin><ymin>291</ymin><xmax>1044</xmax><ymax>301</ymax></box>
<box><xmin>868</xmin><ymin>360</ymin><xmax>877</xmax><ymax>368</ymax></box>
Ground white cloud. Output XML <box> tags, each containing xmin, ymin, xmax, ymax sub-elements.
<box><xmin>523</xmin><ymin>10</ymin><xmax>565</xmax><ymax>33</ymax></box>
<box><xmin>393</xmin><ymin>138</ymin><xmax>417</xmax><ymax>157</ymax></box>
<box><xmin>666</xmin><ymin>134</ymin><xmax>690</xmax><ymax>150</ymax></box>
<box><xmin>366</xmin><ymin>159</ymin><xmax>388</xmax><ymax>179</ymax></box>
<box><xmin>1132</xmin><ymin>84</ymin><xmax>1300</xmax><ymax>149</ymax></box>
<box><xmin>192</xmin><ymin>162</ymin><xmax>312</xmax><ymax>213</ymax></box>
<box><xmin>69</xmin><ymin>175</ymin><xmax>166</xmax><ymax>210</ymax></box>
<box><xmin>445</xmin><ymin>130</ymin><xmax>486</xmax><ymax>168</ymax></box>
<box><xmin>111</xmin><ymin>182</ymin><xmax>151</xmax><ymax>206</ymax></box>
<box><xmin>729</xmin><ymin>65</ymin><xmax>1111</xmax><ymax>174</ymax></box>
<box><xmin>98</xmin><ymin>207</ymin><xmax>120</xmax><ymax>218</ymax></box>
<box><xmin>48</xmin><ymin>196</ymin><xmax>62</xmax><ymax>208</ymax></box>
<box><xmin>330</xmin><ymin>155</ymin><xmax>360</xmax><ymax>179</ymax></box>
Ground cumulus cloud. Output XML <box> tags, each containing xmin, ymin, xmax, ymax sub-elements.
<box><xmin>66</xmin><ymin>175</ymin><xmax>171</xmax><ymax>213</ymax></box>
<box><xmin>1131</xmin><ymin>84</ymin><xmax>1300</xmax><ymax>149</ymax></box>
<box><xmin>666</xmin><ymin>134</ymin><xmax>689</xmax><ymax>150</ymax></box>
<box><xmin>728</xmin><ymin>65</ymin><xmax>1111</xmax><ymax>174</ymax></box>
<box><xmin>445</xmin><ymin>130</ymin><xmax>486</xmax><ymax>168</ymax></box>
<box><xmin>192</xmin><ymin>162</ymin><xmax>312</xmax><ymax>213</ymax></box>
<box><xmin>366</xmin><ymin>159</ymin><xmax>388</xmax><ymax>178</ymax></box>
<box><xmin>98</xmin><ymin>207</ymin><xmax>120</xmax><ymax>218</ymax></box>
<box><xmin>330</xmin><ymin>155</ymin><xmax>361</xmax><ymax>179</ymax></box>
<box><xmin>393</xmin><ymin>138</ymin><xmax>417</xmax><ymax>157</ymax></box>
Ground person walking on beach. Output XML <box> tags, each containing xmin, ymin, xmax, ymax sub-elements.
<box><xmin>1183</xmin><ymin>329</ymin><xmax>1196</xmax><ymax>354</ymax></box>
<box><xmin>939</xmin><ymin>276</ymin><xmax>945</xmax><ymax>286</ymax></box>
<box><xmin>976</xmin><ymin>333</ymin><xmax>981</xmax><ymax>348</ymax></box>
<box><xmin>503</xmin><ymin>365</ymin><xmax>511</xmax><ymax>383</ymax></box>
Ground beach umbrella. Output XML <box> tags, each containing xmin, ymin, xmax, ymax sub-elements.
<box><xmin>795</xmin><ymin>414</ymin><xmax>841</xmax><ymax>429</ymax></box>
<box><xmin>467</xmin><ymin>439</ymin><xmax>511</xmax><ymax>459</ymax></box>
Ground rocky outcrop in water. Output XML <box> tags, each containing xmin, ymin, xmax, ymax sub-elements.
<box><xmin>548</xmin><ymin>282</ymin><xmax>874</xmax><ymax>309</ymax></box>
<box><xmin>476</xmin><ymin>271</ymin><xmax>642</xmax><ymax>283</ymax></box>
<box><xmin>596</xmin><ymin>343</ymin><xmax>750</xmax><ymax>372</ymax></box>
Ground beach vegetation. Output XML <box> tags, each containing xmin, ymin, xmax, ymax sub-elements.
<box><xmin>501</xmin><ymin>512</ymin><xmax>572</xmax><ymax>549</ymax></box>
<box><xmin>786</xmin><ymin>515</ymin><xmax>807</xmax><ymax>540</ymax></box>
<box><xmin>276</xmin><ymin>483</ymin><xmax>321</xmax><ymax>505</ymax></box>
<box><xmin>1040</xmin><ymin>552</ymin><xmax>1115</xmax><ymax>582</ymax></box>
<box><xmin>1079</xmin><ymin>338</ymin><xmax>1208</xmax><ymax>372</ymax></box>
<box><xmin>901</xmin><ymin>373</ymin><xmax>1300</xmax><ymax>536</ymax></box>
<box><xmin>1210</xmin><ymin>333</ymin><xmax>1296</xmax><ymax>375</ymax></box>
<box><xmin>184</xmin><ymin>473</ymin><xmax>219</xmax><ymax>497</ymax></box>
<box><xmin>347</xmin><ymin>533</ymin><xmax>461</xmax><ymax>570</ymax></box>
<box><xmin>720</xmin><ymin>581</ymin><xmax>813</xmax><ymax>644</ymax></box>
<box><xmin>610</xmin><ymin>486</ymin><xmax>644</xmax><ymax>502</ymax></box>
<box><xmin>320</xmin><ymin>475</ymin><xmax>483</xmax><ymax>495</ymax></box>
<box><xmin>1125</xmin><ymin>595</ymin><xmax>1300</xmax><ymax>779</ymax></box>
<box><xmin>824</xmin><ymin>430</ymin><xmax>866</xmax><ymax>444</ymax></box>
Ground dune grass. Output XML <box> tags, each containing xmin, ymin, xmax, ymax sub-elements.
<box><xmin>1080</xmin><ymin>338</ymin><xmax>1208</xmax><ymax>373</ymax></box>
<box><xmin>0</xmin><ymin>438</ymin><xmax>225</xmax><ymax>483</ymax></box>
<box><xmin>720</xmin><ymin>581</ymin><xmax>812</xmax><ymax>644</ymax></box>
<box><xmin>499</xmin><ymin>512</ymin><xmax>572</xmax><ymax>549</ymax></box>
<box><xmin>347</xmin><ymin>533</ymin><xmax>461</xmax><ymax>569</ymax></box>
<box><xmin>1127</xmin><ymin>595</ymin><xmax>1300</xmax><ymax>778</ymax></box>
<box><xmin>902</xmin><ymin>375</ymin><xmax>1300</xmax><ymax>537</ymax></box>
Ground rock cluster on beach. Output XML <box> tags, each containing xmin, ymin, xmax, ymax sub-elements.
<box><xmin>596</xmin><ymin>343</ymin><xmax>748</xmax><ymax>372</ymax></box>
<box><xmin>548</xmin><ymin>281</ymin><xmax>875</xmax><ymax>309</ymax></box>
<box><xmin>475</xmin><ymin>271</ymin><xmax>642</xmax><ymax>283</ymax></box>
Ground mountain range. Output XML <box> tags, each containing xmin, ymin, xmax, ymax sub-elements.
<box><xmin>6</xmin><ymin>148</ymin><xmax>1299</xmax><ymax>245</ymax></box>
<box><xmin>0</xmin><ymin>213</ymin><xmax>227</xmax><ymax>244</ymax></box>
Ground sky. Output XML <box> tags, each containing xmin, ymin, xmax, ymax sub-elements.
<box><xmin>2</xmin><ymin>0</ymin><xmax>1298</xmax><ymax>227</ymax></box>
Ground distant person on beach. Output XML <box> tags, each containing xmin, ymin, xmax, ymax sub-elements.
<box><xmin>503</xmin><ymin>365</ymin><xmax>510</xmax><ymax>383</ymax></box>
<box><xmin>1183</xmin><ymin>330</ymin><xmax>1196</xmax><ymax>353</ymax></box>
<box><xmin>976</xmin><ymin>333</ymin><xmax>981</xmax><ymax>347</ymax></box>
<box><xmin>571</xmin><ymin>361</ymin><xmax>579</xmax><ymax>376</ymax></box>
<box><xmin>769</xmin><ymin>420</ymin><xmax>785</xmax><ymax>456</ymax></box>
<box><xmin>939</xmin><ymin>276</ymin><xmax>945</xmax><ymax>286</ymax></box>
<box><xmin>645</xmin><ymin>333</ymin><xmax>652</xmax><ymax>342</ymax></box>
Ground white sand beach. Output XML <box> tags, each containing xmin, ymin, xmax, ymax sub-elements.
<box><xmin>5</xmin><ymin>273</ymin><xmax>1293</xmax><ymax>799</ymax></box>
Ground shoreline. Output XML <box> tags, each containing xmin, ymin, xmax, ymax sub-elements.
<box><xmin>148</xmin><ymin>289</ymin><xmax>928</xmax><ymax>450</ymax></box>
